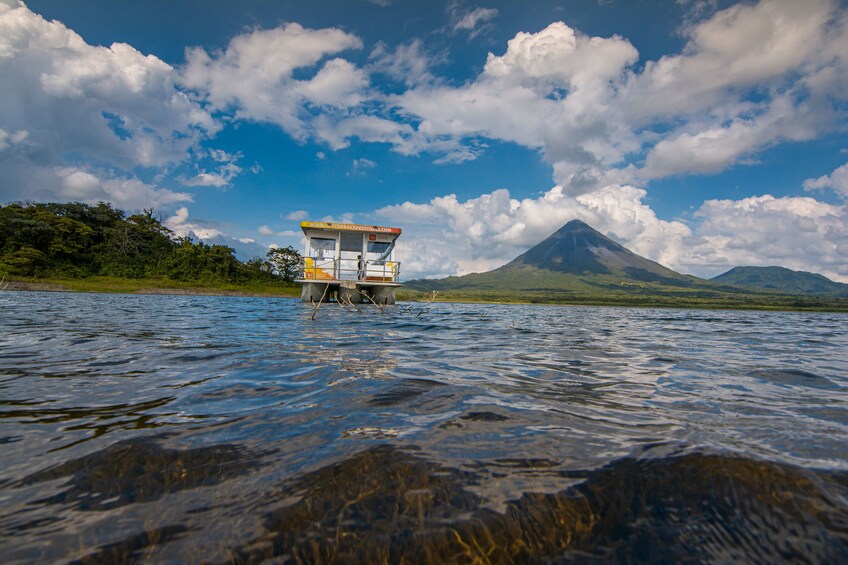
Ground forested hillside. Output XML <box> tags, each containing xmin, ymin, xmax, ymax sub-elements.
<box><xmin>712</xmin><ymin>266</ymin><xmax>848</xmax><ymax>296</ymax></box>
<box><xmin>0</xmin><ymin>202</ymin><xmax>289</xmax><ymax>286</ymax></box>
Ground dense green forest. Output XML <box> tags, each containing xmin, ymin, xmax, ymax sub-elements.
<box><xmin>0</xmin><ymin>202</ymin><xmax>299</xmax><ymax>289</ymax></box>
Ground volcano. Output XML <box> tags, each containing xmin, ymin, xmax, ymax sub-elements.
<box><xmin>405</xmin><ymin>220</ymin><xmax>700</xmax><ymax>293</ymax></box>
<box><xmin>506</xmin><ymin>220</ymin><xmax>688</xmax><ymax>281</ymax></box>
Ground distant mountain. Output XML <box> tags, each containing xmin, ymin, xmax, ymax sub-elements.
<box><xmin>406</xmin><ymin>220</ymin><xmax>702</xmax><ymax>293</ymax></box>
<box><xmin>712</xmin><ymin>266</ymin><xmax>848</xmax><ymax>296</ymax></box>
<box><xmin>506</xmin><ymin>220</ymin><xmax>693</xmax><ymax>282</ymax></box>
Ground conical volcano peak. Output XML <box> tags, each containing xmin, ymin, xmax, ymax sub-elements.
<box><xmin>405</xmin><ymin>219</ymin><xmax>697</xmax><ymax>293</ymax></box>
<box><xmin>558</xmin><ymin>219</ymin><xmax>592</xmax><ymax>231</ymax></box>
<box><xmin>547</xmin><ymin>220</ymin><xmax>620</xmax><ymax>247</ymax></box>
<box><xmin>504</xmin><ymin>219</ymin><xmax>686</xmax><ymax>281</ymax></box>
<box><xmin>509</xmin><ymin>220</ymin><xmax>626</xmax><ymax>274</ymax></box>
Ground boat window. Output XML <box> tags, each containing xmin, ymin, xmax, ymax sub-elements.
<box><xmin>340</xmin><ymin>232</ymin><xmax>362</xmax><ymax>253</ymax></box>
<box><xmin>367</xmin><ymin>241</ymin><xmax>391</xmax><ymax>255</ymax></box>
<box><xmin>310</xmin><ymin>237</ymin><xmax>336</xmax><ymax>259</ymax></box>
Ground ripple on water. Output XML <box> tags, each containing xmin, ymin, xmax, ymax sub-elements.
<box><xmin>0</xmin><ymin>293</ymin><xmax>847</xmax><ymax>563</ymax></box>
<box><xmin>751</xmin><ymin>368</ymin><xmax>840</xmax><ymax>389</ymax></box>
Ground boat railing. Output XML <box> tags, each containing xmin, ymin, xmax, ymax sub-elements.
<box><xmin>298</xmin><ymin>257</ymin><xmax>401</xmax><ymax>283</ymax></box>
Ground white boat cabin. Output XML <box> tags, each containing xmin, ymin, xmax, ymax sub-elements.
<box><xmin>296</xmin><ymin>221</ymin><xmax>402</xmax><ymax>304</ymax></box>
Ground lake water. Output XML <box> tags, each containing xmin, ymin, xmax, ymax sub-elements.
<box><xmin>1</xmin><ymin>291</ymin><xmax>847</xmax><ymax>563</ymax></box>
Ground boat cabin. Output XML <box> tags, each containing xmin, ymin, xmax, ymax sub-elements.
<box><xmin>296</xmin><ymin>221</ymin><xmax>402</xmax><ymax>304</ymax></box>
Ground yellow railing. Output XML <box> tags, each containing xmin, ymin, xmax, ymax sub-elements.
<box><xmin>298</xmin><ymin>258</ymin><xmax>400</xmax><ymax>282</ymax></box>
<box><xmin>301</xmin><ymin>257</ymin><xmax>335</xmax><ymax>280</ymax></box>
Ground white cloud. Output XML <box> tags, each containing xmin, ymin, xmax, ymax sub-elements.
<box><xmin>391</xmin><ymin>21</ymin><xmax>642</xmax><ymax>192</ymax></box>
<box><xmin>378</xmin><ymin>184</ymin><xmax>690</xmax><ymax>278</ymax></box>
<box><xmin>0</xmin><ymin>0</ymin><xmax>215</xmax><ymax>210</ymax></box>
<box><xmin>259</xmin><ymin>224</ymin><xmax>301</xmax><ymax>238</ymax></box>
<box><xmin>624</xmin><ymin>0</ymin><xmax>838</xmax><ymax>121</ymax></box>
<box><xmin>183</xmin><ymin>149</ymin><xmax>242</xmax><ymax>188</ymax></box>
<box><xmin>683</xmin><ymin>195</ymin><xmax>848</xmax><ymax>282</ymax></box>
<box><xmin>483</xmin><ymin>21</ymin><xmax>638</xmax><ymax>89</ymax></box>
<box><xmin>202</xmin><ymin>233</ymin><xmax>273</xmax><ymax>261</ymax></box>
<box><xmin>449</xmin><ymin>4</ymin><xmax>499</xmax><ymax>38</ymax></box>
<box><xmin>164</xmin><ymin>206</ymin><xmax>223</xmax><ymax>240</ymax></box>
<box><xmin>375</xmin><ymin>0</ymin><xmax>848</xmax><ymax>284</ymax></box>
<box><xmin>354</xmin><ymin>157</ymin><xmax>376</xmax><ymax>170</ymax></box>
<box><xmin>804</xmin><ymin>162</ymin><xmax>848</xmax><ymax>199</ymax></box>
<box><xmin>369</xmin><ymin>39</ymin><xmax>440</xmax><ymax>87</ymax></box>
<box><xmin>0</xmin><ymin>1</ymin><xmax>215</xmax><ymax>167</ymax></box>
<box><xmin>295</xmin><ymin>58</ymin><xmax>369</xmax><ymax>108</ymax></box>
<box><xmin>3</xmin><ymin>0</ymin><xmax>847</xmax><ymax>286</ymax></box>
<box><xmin>313</xmin><ymin>114</ymin><xmax>417</xmax><ymax>152</ymax></box>
<box><xmin>52</xmin><ymin>167</ymin><xmax>192</xmax><ymax>209</ymax></box>
<box><xmin>0</xmin><ymin>127</ymin><xmax>27</xmax><ymax>153</ymax></box>
<box><xmin>641</xmin><ymin>94</ymin><xmax>826</xmax><ymax>178</ymax></box>
<box><xmin>348</xmin><ymin>157</ymin><xmax>378</xmax><ymax>177</ymax></box>
<box><xmin>388</xmin><ymin>0</ymin><xmax>848</xmax><ymax>192</ymax></box>
<box><xmin>286</xmin><ymin>210</ymin><xmax>308</xmax><ymax>221</ymax></box>
<box><xmin>181</xmin><ymin>23</ymin><xmax>364</xmax><ymax>140</ymax></box>
<box><xmin>377</xmin><ymin>185</ymin><xmax>848</xmax><ymax>283</ymax></box>
<box><xmin>183</xmin><ymin>171</ymin><xmax>228</xmax><ymax>188</ymax></box>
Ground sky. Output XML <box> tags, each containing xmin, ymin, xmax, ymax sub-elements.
<box><xmin>1</xmin><ymin>0</ymin><xmax>847</xmax><ymax>281</ymax></box>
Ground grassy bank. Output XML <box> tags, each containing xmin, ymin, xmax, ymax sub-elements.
<box><xmin>7</xmin><ymin>278</ymin><xmax>847</xmax><ymax>311</ymax></box>
<box><xmin>397</xmin><ymin>288</ymin><xmax>848</xmax><ymax>312</ymax></box>
<box><xmin>4</xmin><ymin>276</ymin><xmax>300</xmax><ymax>298</ymax></box>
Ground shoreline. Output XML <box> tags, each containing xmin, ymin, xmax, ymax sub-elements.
<box><xmin>5</xmin><ymin>279</ymin><xmax>846</xmax><ymax>312</ymax></box>
<box><xmin>2</xmin><ymin>279</ymin><xmax>299</xmax><ymax>299</ymax></box>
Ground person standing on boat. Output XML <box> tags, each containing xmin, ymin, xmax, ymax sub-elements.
<box><xmin>357</xmin><ymin>255</ymin><xmax>365</xmax><ymax>280</ymax></box>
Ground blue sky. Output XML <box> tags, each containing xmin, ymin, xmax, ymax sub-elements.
<box><xmin>2</xmin><ymin>0</ymin><xmax>847</xmax><ymax>280</ymax></box>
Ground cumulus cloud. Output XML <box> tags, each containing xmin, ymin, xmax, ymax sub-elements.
<box><xmin>377</xmin><ymin>185</ymin><xmax>848</xmax><ymax>283</ymax></box>
<box><xmin>804</xmin><ymin>162</ymin><xmax>848</xmax><ymax>199</ymax></box>
<box><xmin>391</xmin><ymin>20</ymin><xmax>642</xmax><ymax>192</ymax></box>
<box><xmin>4</xmin><ymin>0</ymin><xmax>847</xmax><ymax>284</ymax></box>
<box><xmin>0</xmin><ymin>0</ymin><xmax>214</xmax><ymax>209</ymax></box>
<box><xmin>624</xmin><ymin>0</ymin><xmax>838</xmax><ymax>121</ymax></box>
<box><xmin>22</xmin><ymin>165</ymin><xmax>188</xmax><ymax>211</ymax></box>
<box><xmin>0</xmin><ymin>1</ymin><xmax>215</xmax><ymax>165</ymax></box>
<box><xmin>47</xmin><ymin>167</ymin><xmax>191</xmax><ymax>209</ymax></box>
<box><xmin>483</xmin><ymin>21</ymin><xmax>638</xmax><ymax>89</ymax></box>
<box><xmin>684</xmin><ymin>195</ymin><xmax>848</xmax><ymax>282</ymax></box>
<box><xmin>389</xmin><ymin>0</ymin><xmax>848</xmax><ymax>192</ymax></box>
<box><xmin>312</xmin><ymin>114</ymin><xmax>418</xmax><ymax>152</ymax></box>
<box><xmin>377</xmin><ymin>184</ymin><xmax>691</xmax><ymax>278</ymax></box>
<box><xmin>641</xmin><ymin>94</ymin><xmax>826</xmax><ymax>178</ymax></box>
<box><xmin>164</xmin><ymin>206</ymin><xmax>223</xmax><ymax>240</ymax></box>
<box><xmin>373</xmin><ymin>0</ymin><xmax>848</xmax><ymax>282</ymax></box>
<box><xmin>181</xmin><ymin>23</ymin><xmax>364</xmax><ymax>140</ymax></box>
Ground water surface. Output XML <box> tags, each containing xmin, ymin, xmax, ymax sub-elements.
<box><xmin>1</xmin><ymin>292</ymin><xmax>847</xmax><ymax>562</ymax></box>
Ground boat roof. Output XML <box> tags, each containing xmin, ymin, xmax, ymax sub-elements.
<box><xmin>300</xmin><ymin>221</ymin><xmax>402</xmax><ymax>236</ymax></box>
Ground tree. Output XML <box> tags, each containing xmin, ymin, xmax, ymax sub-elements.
<box><xmin>266</xmin><ymin>246</ymin><xmax>301</xmax><ymax>282</ymax></box>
